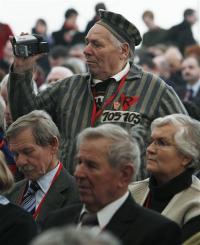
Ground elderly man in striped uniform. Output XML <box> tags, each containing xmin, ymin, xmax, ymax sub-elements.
<box><xmin>8</xmin><ymin>10</ymin><xmax>187</xmax><ymax>179</ymax></box>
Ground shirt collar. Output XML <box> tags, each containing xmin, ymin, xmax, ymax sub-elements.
<box><xmin>112</xmin><ymin>62</ymin><xmax>130</xmax><ymax>82</ymax></box>
<box><xmin>187</xmin><ymin>79</ymin><xmax>200</xmax><ymax>97</ymax></box>
<box><xmin>92</xmin><ymin>62</ymin><xmax>130</xmax><ymax>85</ymax></box>
<box><xmin>81</xmin><ymin>191</ymin><xmax>129</xmax><ymax>229</ymax></box>
<box><xmin>97</xmin><ymin>191</ymin><xmax>129</xmax><ymax>229</ymax></box>
<box><xmin>29</xmin><ymin>162</ymin><xmax>60</xmax><ymax>194</ymax></box>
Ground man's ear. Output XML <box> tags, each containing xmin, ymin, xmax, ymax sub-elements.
<box><xmin>118</xmin><ymin>164</ymin><xmax>134</xmax><ymax>187</ymax></box>
<box><xmin>120</xmin><ymin>42</ymin><xmax>130</xmax><ymax>59</ymax></box>
<box><xmin>50</xmin><ymin>136</ymin><xmax>59</xmax><ymax>154</ymax></box>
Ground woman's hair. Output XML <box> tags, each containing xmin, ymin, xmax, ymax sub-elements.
<box><xmin>0</xmin><ymin>153</ymin><xmax>14</xmax><ymax>194</ymax></box>
<box><xmin>151</xmin><ymin>114</ymin><xmax>200</xmax><ymax>169</ymax></box>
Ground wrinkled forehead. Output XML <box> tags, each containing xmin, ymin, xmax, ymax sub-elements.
<box><xmin>86</xmin><ymin>23</ymin><xmax>114</xmax><ymax>41</ymax></box>
<box><xmin>182</xmin><ymin>57</ymin><xmax>199</xmax><ymax>68</ymax></box>
<box><xmin>7</xmin><ymin>127</ymin><xmax>35</xmax><ymax>144</ymax></box>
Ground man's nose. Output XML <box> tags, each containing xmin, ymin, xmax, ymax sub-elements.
<box><xmin>74</xmin><ymin>163</ymin><xmax>86</xmax><ymax>179</ymax></box>
<box><xmin>15</xmin><ymin>154</ymin><xmax>27</xmax><ymax>166</ymax></box>
<box><xmin>147</xmin><ymin>142</ymin><xmax>156</xmax><ymax>154</ymax></box>
<box><xmin>83</xmin><ymin>43</ymin><xmax>92</xmax><ymax>55</ymax></box>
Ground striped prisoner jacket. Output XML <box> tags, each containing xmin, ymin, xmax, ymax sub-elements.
<box><xmin>8</xmin><ymin>63</ymin><xmax>187</xmax><ymax>179</ymax></box>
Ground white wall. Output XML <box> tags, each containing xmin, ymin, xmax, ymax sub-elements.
<box><xmin>1</xmin><ymin>0</ymin><xmax>199</xmax><ymax>41</ymax></box>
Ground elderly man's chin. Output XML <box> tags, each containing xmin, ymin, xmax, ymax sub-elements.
<box><xmin>80</xmin><ymin>195</ymin><xmax>94</xmax><ymax>205</ymax></box>
<box><xmin>22</xmin><ymin>170</ymin><xmax>43</xmax><ymax>181</ymax></box>
<box><xmin>86</xmin><ymin>64</ymin><xmax>99</xmax><ymax>76</ymax></box>
<box><xmin>24</xmin><ymin>173</ymin><xmax>37</xmax><ymax>181</ymax></box>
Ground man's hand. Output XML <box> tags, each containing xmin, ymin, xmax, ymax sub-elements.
<box><xmin>12</xmin><ymin>54</ymin><xmax>43</xmax><ymax>73</ymax></box>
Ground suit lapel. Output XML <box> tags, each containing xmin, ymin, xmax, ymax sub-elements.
<box><xmin>193</xmin><ymin>87</ymin><xmax>200</xmax><ymax>106</ymax></box>
<box><xmin>9</xmin><ymin>179</ymin><xmax>27</xmax><ymax>205</ymax></box>
<box><xmin>105</xmin><ymin>193</ymin><xmax>138</xmax><ymax>239</ymax></box>
<box><xmin>36</xmin><ymin>168</ymin><xmax>70</xmax><ymax>221</ymax></box>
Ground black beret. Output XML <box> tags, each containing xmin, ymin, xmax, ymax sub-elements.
<box><xmin>97</xmin><ymin>9</ymin><xmax>142</xmax><ymax>50</ymax></box>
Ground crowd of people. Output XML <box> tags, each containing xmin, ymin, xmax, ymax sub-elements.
<box><xmin>0</xmin><ymin>2</ymin><xmax>200</xmax><ymax>245</ymax></box>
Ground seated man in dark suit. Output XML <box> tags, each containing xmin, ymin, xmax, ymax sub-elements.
<box><xmin>178</xmin><ymin>56</ymin><xmax>200</xmax><ymax>108</ymax></box>
<box><xmin>6</xmin><ymin>110</ymin><xmax>79</xmax><ymax>227</ymax></box>
<box><xmin>43</xmin><ymin>124</ymin><xmax>181</xmax><ymax>245</ymax></box>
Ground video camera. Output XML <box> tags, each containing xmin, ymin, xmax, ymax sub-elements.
<box><xmin>11</xmin><ymin>34</ymin><xmax>49</xmax><ymax>57</ymax></box>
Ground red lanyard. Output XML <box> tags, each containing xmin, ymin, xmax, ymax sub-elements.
<box><xmin>91</xmin><ymin>74</ymin><xmax>128</xmax><ymax>127</ymax></box>
<box><xmin>144</xmin><ymin>193</ymin><xmax>151</xmax><ymax>208</ymax></box>
<box><xmin>33</xmin><ymin>162</ymin><xmax>63</xmax><ymax>219</ymax></box>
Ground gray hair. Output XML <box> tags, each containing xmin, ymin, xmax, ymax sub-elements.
<box><xmin>6</xmin><ymin>110</ymin><xmax>60</xmax><ymax>147</ymax></box>
<box><xmin>30</xmin><ymin>226</ymin><xmax>121</xmax><ymax>245</ymax></box>
<box><xmin>77</xmin><ymin>124</ymin><xmax>140</xmax><ymax>179</ymax></box>
<box><xmin>0</xmin><ymin>154</ymin><xmax>14</xmax><ymax>194</ymax></box>
<box><xmin>151</xmin><ymin>114</ymin><xmax>200</xmax><ymax>169</ymax></box>
<box><xmin>109</xmin><ymin>33</ymin><xmax>133</xmax><ymax>59</ymax></box>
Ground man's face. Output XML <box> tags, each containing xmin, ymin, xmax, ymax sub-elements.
<box><xmin>84</xmin><ymin>24</ymin><xmax>125</xmax><ymax>80</ymax></box>
<box><xmin>181</xmin><ymin>57</ymin><xmax>200</xmax><ymax>85</ymax></box>
<box><xmin>74</xmin><ymin>138</ymin><xmax>124</xmax><ymax>212</ymax></box>
<box><xmin>143</xmin><ymin>16</ymin><xmax>154</xmax><ymax>29</ymax></box>
<box><xmin>9</xmin><ymin>128</ymin><xmax>57</xmax><ymax>180</ymax></box>
<box><xmin>187</xmin><ymin>12</ymin><xmax>198</xmax><ymax>25</ymax></box>
<box><xmin>146</xmin><ymin>124</ymin><xmax>191</xmax><ymax>184</ymax></box>
<box><xmin>66</xmin><ymin>14</ymin><xmax>78</xmax><ymax>28</ymax></box>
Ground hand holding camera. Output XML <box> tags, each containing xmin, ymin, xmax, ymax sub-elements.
<box><xmin>11</xmin><ymin>34</ymin><xmax>49</xmax><ymax>57</ymax></box>
<box><xmin>10</xmin><ymin>33</ymin><xmax>49</xmax><ymax>73</ymax></box>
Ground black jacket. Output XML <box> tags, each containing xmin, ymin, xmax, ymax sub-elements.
<box><xmin>0</xmin><ymin>203</ymin><xmax>37</xmax><ymax>245</ymax></box>
<box><xmin>43</xmin><ymin>194</ymin><xmax>181</xmax><ymax>245</ymax></box>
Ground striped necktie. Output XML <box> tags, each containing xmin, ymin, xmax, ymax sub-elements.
<box><xmin>21</xmin><ymin>181</ymin><xmax>40</xmax><ymax>214</ymax></box>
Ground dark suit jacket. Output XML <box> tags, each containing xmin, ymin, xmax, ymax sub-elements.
<box><xmin>0</xmin><ymin>203</ymin><xmax>37</xmax><ymax>245</ymax></box>
<box><xmin>6</xmin><ymin>167</ymin><xmax>80</xmax><ymax>226</ymax></box>
<box><xmin>176</xmin><ymin>85</ymin><xmax>200</xmax><ymax>109</ymax></box>
<box><xmin>43</xmin><ymin>194</ymin><xmax>181</xmax><ymax>245</ymax></box>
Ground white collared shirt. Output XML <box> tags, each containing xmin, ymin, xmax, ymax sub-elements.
<box><xmin>92</xmin><ymin>62</ymin><xmax>130</xmax><ymax>85</ymax></box>
<box><xmin>187</xmin><ymin>79</ymin><xmax>200</xmax><ymax>97</ymax></box>
<box><xmin>79</xmin><ymin>191</ymin><xmax>129</xmax><ymax>235</ymax></box>
<box><xmin>28</xmin><ymin>163</ymin><xmax>60</xmax><ymax>208</ymax></box>
<box><xmin>112</xmin><ymin>62</ymin><xmax>130</xmax><ymax>82</ymax></box>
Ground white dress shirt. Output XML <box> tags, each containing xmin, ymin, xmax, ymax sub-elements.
<box><xmin>28</xmin><ymin>163</ymin><xmax>60</xmax><ymax>208</ymax></box>
<box><xmin>93</xmin><ymin>62</ymin><xmax>130</xmax><ymax>85</ymax></box>
<box><xmin>79</xmin><ymin>191</ymin><xmax>129</xmax><ymax>235</ymax></box>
